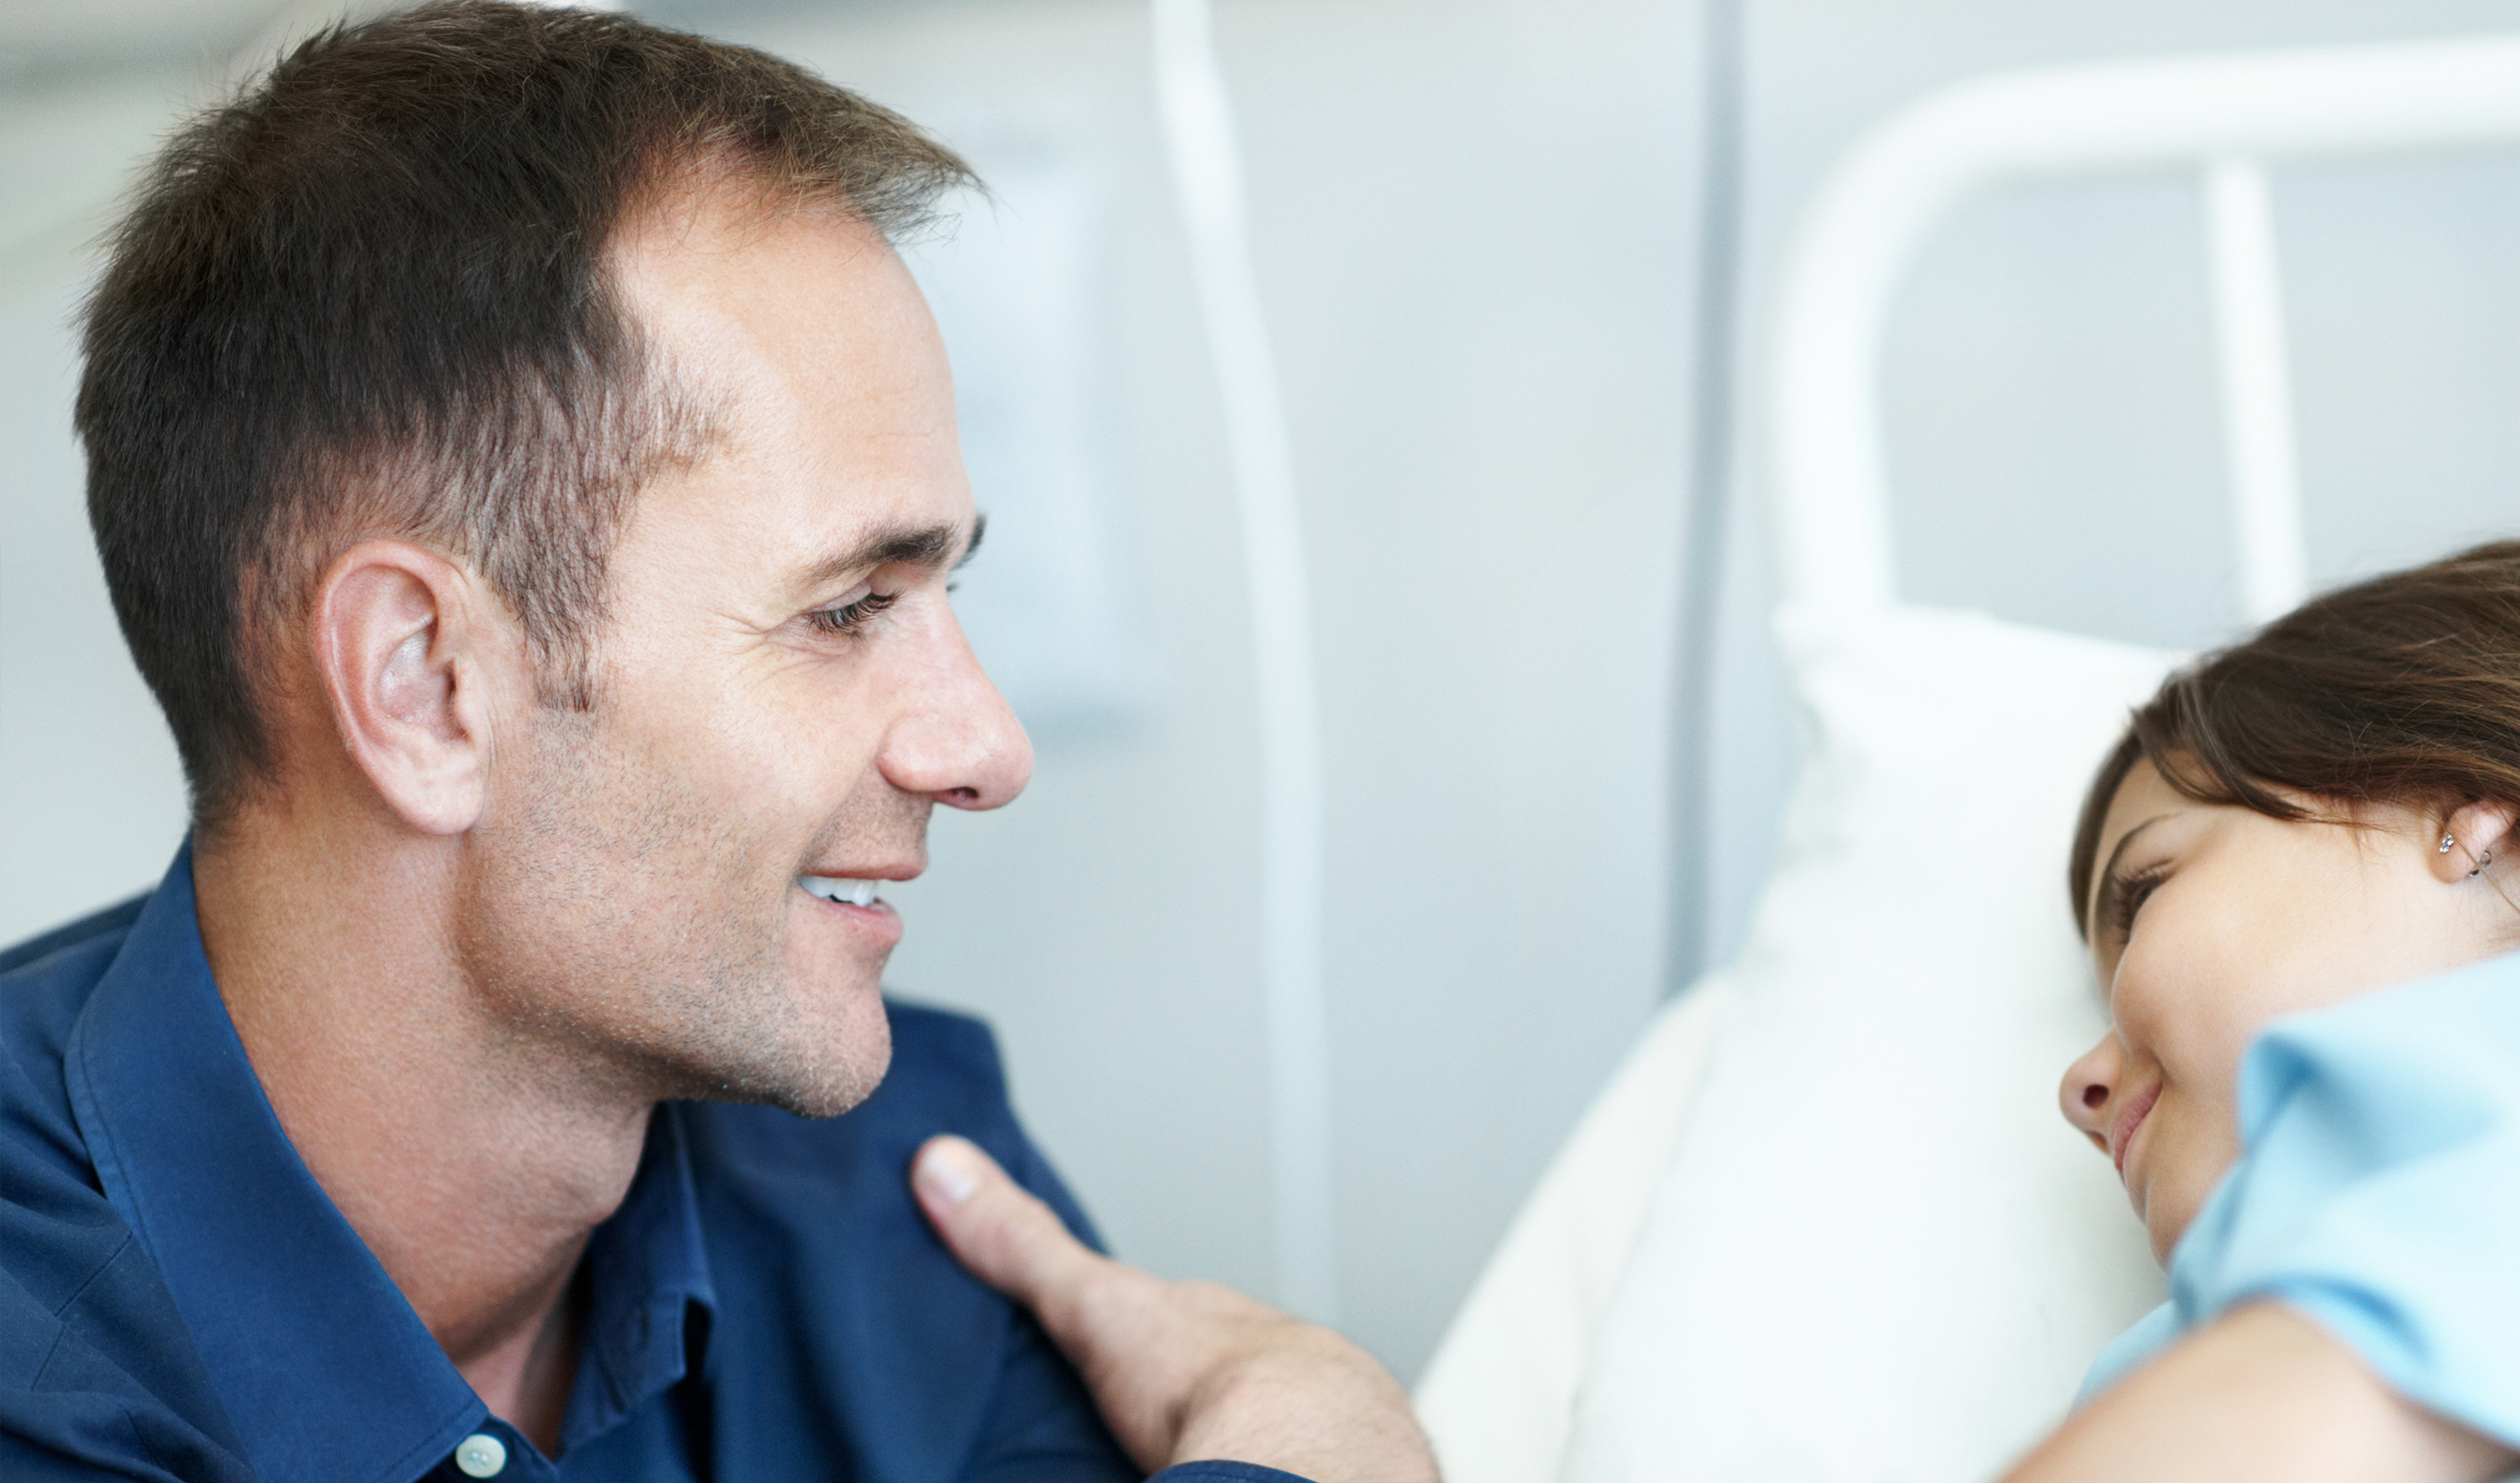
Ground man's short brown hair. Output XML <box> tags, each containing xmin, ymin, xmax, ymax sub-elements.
<box><xmin>78</xmin><ymin>0</ymin><xmax>973</xmax><ymax>832</ymax></box>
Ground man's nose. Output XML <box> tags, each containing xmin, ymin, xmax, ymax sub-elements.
<box><xmin>2059</xmin><ymin>1034</ymin><xmax>2123</xmax><ymax>1153</ymax></box>
<box><xmin>879</xmin><ymin>602</ymin><xmax>1033</xmax><ymax>811</ymax></box>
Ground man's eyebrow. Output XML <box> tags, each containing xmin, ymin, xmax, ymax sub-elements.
<box><xmin>2090</xmin><ymin>812</ymin><xmax>2174</xmax><ymax>935</ymax></box>
<box><xmin>795</xmin><ymin>515</ymin><xmax>983</xmax><ymax>595</ymax></box>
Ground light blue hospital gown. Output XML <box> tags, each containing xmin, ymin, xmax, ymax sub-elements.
<box><xmin>2076</xmin><ymin>949</ymin><xmax>2520</xmax><ymax>1449</ymax></box>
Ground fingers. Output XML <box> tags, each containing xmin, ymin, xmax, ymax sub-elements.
<box><xmin>912</xmin><ymin>1133</ymin><xmax>1180</xmax><ymax>1468</ymax></box>
<box><xmin>911</xmin><ymin>1134</ymin><xmax>1105</xmax><ymax>1314</ymax></box>
<box><xmin>909</xmin><ymin>1134</ymin><xmax>1439</xmax><ymax>1481</ymax></box>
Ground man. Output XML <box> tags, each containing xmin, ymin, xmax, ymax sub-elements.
<box><xmin>0</xmin><ymin>4</ymin><xmax>1432</xmax><ymax>1480</ymax></box>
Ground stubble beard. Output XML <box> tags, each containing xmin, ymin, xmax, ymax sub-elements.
<box><xmin>453</xmin><ymin>704</ymin><xmax>892</xmax><ymax>1120</ymax></box>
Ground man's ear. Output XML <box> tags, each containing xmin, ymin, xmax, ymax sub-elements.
<box><xmin>310</xmin><ymin>540</ymin><xmax>500</xmax><ymax>836</ymax></box>
<box><xmin>2432</xmin><ymin>799</ymin><xmax>2520</xmax><ymax>883</ymax></box>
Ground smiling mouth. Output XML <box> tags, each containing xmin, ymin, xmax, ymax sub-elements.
<box><xmin>798</xmin><ymin>876</ymin><xmax>882</xmax><ymax>907</ymax></box>
<box><xmin>2111</xmin><ymin>1082</ymin><xmax>2161</xmax><ymax>1181</ymax></box>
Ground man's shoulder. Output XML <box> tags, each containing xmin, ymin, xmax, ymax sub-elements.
<box><xmin>676</xmin><ymin>996</ymin><xmax>1106</xmax><ymax>1248</ymax></box>
<box><xmin>0</xmin><ymin>892</ymin><xmax>254</xmax><ymax>1480</ymax></box>
<box><xmin>0</xmin><ymin>893</ymin><xmax>150</xmax><ymax>1141</ymax></box>
<box><xmin>0</xmin><ymin>894</ymin><xmax>150</xmax><ymax>978</ymax></box>
<box><xmin>0</xmin><ymin>890</ymin><xmax>154</xmax><ymax>1231</ymax></box>
<box><xmin>879</xmin><ymin>996</ymin><xmax>1011</xmax><ymax>1096</ymax></box>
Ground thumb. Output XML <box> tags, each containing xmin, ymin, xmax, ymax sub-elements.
<box><xmin>912</xmin><ymin>1133</ymin><xmax>1105</xmax><ymax>1312</ymax></box>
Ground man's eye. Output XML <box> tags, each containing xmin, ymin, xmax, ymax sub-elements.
<box><xmin>805</xmin><ymin>591</ymin><xmax>899</xmax><ymax>637</ymax></box>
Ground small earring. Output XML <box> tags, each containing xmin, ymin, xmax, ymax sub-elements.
<box><xmin>2475</xmin><ymin>849</ymin><xmax>2496</xmax><ymax>878</ymax></box>
<box><xmin>2443</xmin><ymin>834</ymin><xmax>2458</xmax><ymax>854</ymax></box>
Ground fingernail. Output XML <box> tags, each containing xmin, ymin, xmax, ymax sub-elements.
<box><xmin>916</xmin><ymin>1138</ymin><xmax>981</xmax><ymax>1207</ymax></box>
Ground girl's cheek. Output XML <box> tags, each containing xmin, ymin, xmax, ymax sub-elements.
<box><xmin>2105</xmin><ymin>961</ymin><xmax>2173</xmax><ymax>1062</ymax></box>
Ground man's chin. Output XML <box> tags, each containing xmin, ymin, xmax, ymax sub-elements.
<box><xmin>654</xmin><ymin>982</ymin><xmax>894</xmax><ymax>1118</ymax></box>
<box><xmin>767</xmin><ymin>1017</ymin><xmax>892</xmax><ymax>1118</ymax></box>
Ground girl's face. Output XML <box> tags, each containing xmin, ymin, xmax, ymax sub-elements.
<box><xmin>2061</xmin><ymin>758</ymin><xmax>2519</xmax><ymax>1264</ymax></box>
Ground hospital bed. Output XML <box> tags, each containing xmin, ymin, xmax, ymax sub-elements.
<box><xmin>1410</xmin><ymin>32</ymin><xmax>2520</xmax><ymax>1483</ymax></box>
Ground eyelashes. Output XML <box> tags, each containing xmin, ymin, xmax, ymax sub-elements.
<box><xmin>2107</xmin><ymin>861</ymin><xmax>2170</xmax><ymax>946</ymax></box>
<box><xmin>804</xmin><ymin>590</ymin><xmax>900</xmax><ymax>637</ymax></box>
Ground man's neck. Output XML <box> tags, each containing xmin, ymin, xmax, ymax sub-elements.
<box><xmin>192</xmin><ymin>812</ymin><xmax>652</xmax><ymax>1454</ymax></box>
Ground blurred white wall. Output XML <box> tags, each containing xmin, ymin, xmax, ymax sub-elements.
<box><xmin>5</xmin><ymin>0</ymin><xmax>2520</xmax><ymax>1384</ymax></box>
<box><xmin>0</xmin><ymin>60</ymin><xmax>199</xmax><ymax>948</ymax></box>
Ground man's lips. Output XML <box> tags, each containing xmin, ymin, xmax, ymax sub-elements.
<box><xmin>795</xmin><ymin>863</ymin><xmax>921</xmax><ymax>907</ymax></box>
<box><xmin>798</xmin><ymin>875</ymin><xmax>884</xmax><ymax>907</ymax></box>
<box><xmin>795</xmin><ymin>874</ymin><xmax>907</xmax><ymax>950</ymax></box>
<box><xmin>2110</xmin><ymin>1082</ymin><xmax>2161</xmax><ymax>1180</ymax></box>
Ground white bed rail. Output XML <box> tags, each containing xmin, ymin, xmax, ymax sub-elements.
<box><xmin>1771</xmin><ymin>33</ymin><xmax>2520</xmax><ymax>620</ymax></box>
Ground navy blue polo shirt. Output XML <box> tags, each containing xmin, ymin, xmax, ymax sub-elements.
<box><xmin>0</xmin><ymin>848</ymin><xmax>1302</xmax><ymax>1483</ymax></box>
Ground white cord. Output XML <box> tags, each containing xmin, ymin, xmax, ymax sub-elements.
<box><xmin>1150</xmin><ymin>0</ymin><xmax>1339</xmax><ymax>1325</ymax></box>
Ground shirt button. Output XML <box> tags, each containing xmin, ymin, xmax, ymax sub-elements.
<box><xmin>454</xmin><ymin>1433</ymin><xmax>508</xmax><ymax>1478</ymax></box>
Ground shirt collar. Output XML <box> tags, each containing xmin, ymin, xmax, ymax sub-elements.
<box><xmin>567</xmin><ymin>1103</ymin><xmax>717</xmax><ymax>1452</ymax></box>
<box><xmin>63</xmin><ymin>843</ymin><xmax>717</xmax><ymax>1483</ymax></box>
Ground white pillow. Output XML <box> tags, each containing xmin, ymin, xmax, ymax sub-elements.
<box><xmin>1415</xmin><ymin>973</ymin><xmax>1738</xmax><ymax>1483</ymax></box>
<box><xmin>1558</xmin><ymin>604</ymin><xmax>2174</xmax><ymax>1483</ymax></box>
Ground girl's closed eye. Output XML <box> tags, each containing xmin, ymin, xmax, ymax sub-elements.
<box><xmin>2107</xmin><ymin>861</ymin><xmax>2170</xmax><ymax>947</ymax></box>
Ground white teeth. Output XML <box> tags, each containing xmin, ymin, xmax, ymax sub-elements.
<box><xmin>801</xmin><ymin>876</ymin><xmax>880</xmax><ymax>907</ymax></box>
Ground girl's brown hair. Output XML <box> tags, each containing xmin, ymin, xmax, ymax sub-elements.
<box><xmin>2071</xmin><ymin>539</ymin><xmax>2520</xmax><ymax>939</ymax></box>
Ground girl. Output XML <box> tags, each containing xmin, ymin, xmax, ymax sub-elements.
<box><xmin>2015</xmin><ymin>539</ymin><xmax>2520</xmax><ymax>1481</ymax></box>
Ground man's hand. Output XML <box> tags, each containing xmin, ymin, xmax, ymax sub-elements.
<box><xmin>911</xmin><ymin>1135</ymin><xmax>1437</xmax><ymax>1483</ymax></box>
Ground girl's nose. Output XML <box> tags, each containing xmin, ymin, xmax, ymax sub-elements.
<box><xmin>2059</xmin><ymin>1034</ymin><xmax>2123</xmax><ymax>1153</ymax></box>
